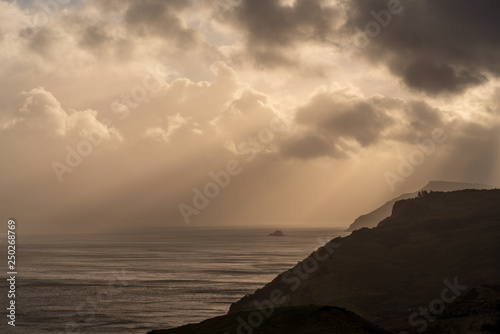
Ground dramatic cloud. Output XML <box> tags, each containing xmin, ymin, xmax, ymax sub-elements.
<box><xmin>279</xmin><ymin>85</ymin><xmax>448</xmax><ymax>160</ymax></box>
<box><xmin>280</xmin><ymin>133</ymin><xmax>341</xmax><ymax>160</ymax></box>
<box><xmin>124</xmin><ymin>0</ymin><xmax>199</xmax><ymax>47</ymax></box>
<box><xmin>296</xmin><ymin>87</ymin><xmax>394</xmax><ymax>146</ymax></box>
<box><xmin>345</xmin><ymin>0</ymin><xmax>500</xmax><ymax>94</ymax></box>
<box><xmin>220</xmin><ymin>0</ymin><xmax>342</xmax><ymax>67</ymax></box>
<box><xmin>1</xmin><ymin>0</ymin><xmax>499</xmax><ymax>232</ymax></box>
<box><xmin>2</xmin><ymin>87</ymin><xmax>120</xmax><ymax>140</ymax></box>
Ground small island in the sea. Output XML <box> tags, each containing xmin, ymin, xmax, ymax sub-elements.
<box><xmin>268</xmin><ymin>230</ymin><xmax>285</xmax><ymax>237</ymax></box>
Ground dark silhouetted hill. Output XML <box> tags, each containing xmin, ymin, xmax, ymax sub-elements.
<box><xmin>394</xmin><ymin>284</ymin><xmax>500</xmax><ymax>333</ymax></box>
<box><xmin>147</xmin><ymin>189</ymin><xmax>500</xmax><ymax>333</ymax></box>
<box><xmin>229</xmin><ymin>190</ymin><xmax>500</xmax><ymax>330</ymax></box>
<box><xmin>147</xmin><ymin>305</ymin><xmax>391</xmax><ymax>334</ymax></box>
<box><xmin>346</xmin><ymin>181</ymin><xmax>494</xmax><ymax>231</ymax></box>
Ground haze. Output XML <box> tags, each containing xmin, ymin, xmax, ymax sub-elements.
<box><xmin>1</xmin><ymin>0</ymin><xmax>499</xmax><ymax>233</ymax></box>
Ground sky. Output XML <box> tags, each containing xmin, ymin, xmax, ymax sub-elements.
<box><xmin>1</xmin><ymin>0</ymin><xmax>500</xmax><ymax>233</ymax></box>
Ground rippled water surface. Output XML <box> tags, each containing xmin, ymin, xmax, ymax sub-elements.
<box><xmin>7</xmin><ymin>228</ymin><xmax>348</xmax><ymax>333</ymax></box>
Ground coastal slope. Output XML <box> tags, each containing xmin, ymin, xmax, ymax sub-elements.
<box><xmin>148</xmin><ymin>189</ymin><xmax>500</xmax><ymax>333</ymax></box>
<box><xmin>346</xmin><ymin>181</ymin><xmax>494</xmax><ymax>231</ymax></box>
<box><xmin>147</xmin><ymin>305</ymin><xmax>391</xmax><ymax>334</ymax></box>
<box><xmin>230</xmin><ymin>189</ymin><xmax>500</xmax><ymax>329</ymax></box>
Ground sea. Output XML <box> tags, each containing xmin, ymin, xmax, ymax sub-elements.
<box><xmin>3</xmin><ymin>227</ymin><xmax>349</xmax><ymax>334</ymax></box>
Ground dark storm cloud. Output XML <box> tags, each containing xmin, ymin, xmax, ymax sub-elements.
<box><xmin>401</xmin><ymin>60</ymin><xmax>486</xmax><ymax>94</ymax></box>
<box><xmin>279</xmin><ymin>89</ymin><xmax>395</xmax><ymax>160</ymax></box>
<box><xmin>346</xmin><ymin>0</ymin><xmax>500</xmax><ymax>94</ymax></box>
<box><xmin>73</xmin><ymin>0</ymin><xmax>201</xmax><ymax>57</ymax></box>
<box><xmin>234</xmin><ymin>0</ymin><xmax>338</xmax><ymax>45</ymax></box>
<box><xmin>486</xmin><ymin>88</ymin><xmax>500</xmax><ymax>115</ymax></box>
<box><xmin>393</xmin><ymin>100</ymin><xmax>446</xmax><ymax>143</ymax></box>
<box><xmin>28</xmin><ymin>27</ymin><xmax>55</xmax><ymax>57</ymax></box>
<box><xmin>279</xmin><ymin>133</ymin><xmax>342</xmax><ymax>160</ymax></box>
<box><xmin>124</xmin><ymin>0</ymin><xmax>199</xmax><ymax>48</ymax></box>
<box><xmin>303</xmin><ymin>100</ymin><xmax>392</xmax><ymax>147</ymax></box>
<box><xmin>279</xmin><ymin>88</ymin><xmax>450</xmax><ymax>160</ymax></box>
<box><xmin>76</xmin><ymin>22</ymin><xmax>133</xmax><ymax>59</ymax></box>
<box><xmin>223</xmin><ymin>0</ymin><xmax>341</xmax><ymax>67</ymax></box>
<box><xmin>79</xmin><ymin>24</ymin><xmax>110</xmax><ymax>49</ymax></box>
<box><xmin>295</xmin><ymin>90</ymin><xmax>395</xmax><ymax>147</ymax></box>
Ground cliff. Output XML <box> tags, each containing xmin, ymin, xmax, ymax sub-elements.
<box><xmin>230</xmin><ymin>190</ymin><xmax>500</xmax><ymax>329</ymax></box>
<box><xmin>148</xmin><ymin>189</ymin><xmax>500</xmax><ymax>333</ymax></box>
<box><xmin>346</xmin><ymin>181</ymin><xmax>494</xmax><ymax>231</ymax></box>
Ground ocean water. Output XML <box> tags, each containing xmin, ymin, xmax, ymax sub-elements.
<box><xmin>4</xmin><ymin>228</ymin><xmax>348</xmax><ymax>334</ymax></box>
